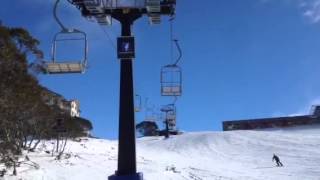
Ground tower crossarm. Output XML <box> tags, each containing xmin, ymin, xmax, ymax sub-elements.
<box><xmin>70</xmin><ymin>0</ymin><xmax>176</xmax><ymax>18</ymax></box>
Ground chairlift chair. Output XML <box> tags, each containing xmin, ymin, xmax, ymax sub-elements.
<box><xmin>149</xmin><ymin>14</ymin><xmax>161</xmax><ymax>25</ymax></box>
<box><xmin>161</xmin><ymin>64</ymin><xmax>182</xmax><ymax>96</ymax></box>
<box><xmin>146</xmin><ymin>0</ymin><xmax>161</xmax><ymax>24</ymax></box>
<box><xmin>167</xmin><ymin>110</ymin><xmax>176</xmax><ymax>130</ymax></box>
<box><xmin>160</xmin><ymin>104</ymin><xmax>176</xmax><ymax>131</ymax></box>
<box><xmin>145</xmin><ymin>109</ymin><xmax>157</xmax><ymax>122</ymax></box>
<box><xmin>145</xmin><ymin>115</ymin><xmax>157</xmax><ymax>122</ymax></box>
<box><xmin>144</xmin><ymin>111</ymin><xmax>157</xmax><ymax>122</ymax></box>
<box><xmin>134</xmin><ymin>94</ymin><xmax>142</xmax><ymax>112</ymax></box>
<box><xmin>145</xmin><ymin>105</ymin><xmax>157</xmax><ymax>122</ymax></box>
<box><xmin>44</xmin><ymin>29</ymin><xmax>88</xmax><ymax>74</ymax></box>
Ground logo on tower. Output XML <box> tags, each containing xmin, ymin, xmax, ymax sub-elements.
<box><xmin>117</xmin><ymin>36</ymin><xmax>135</xmax><ymax>59</ymax></box>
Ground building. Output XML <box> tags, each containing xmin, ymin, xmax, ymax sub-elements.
<box><xmin>40</xmin><ymin>87</ymin><xmax>92</xmax><ymax>136</ymax></box>
<box><xmin>40</xmin><ymin>87</ymin><xmax>81</xmax><ymax>117</ymax></box>
<box><xmin>70</xmin><ymin>100</ymin><xmax>80</xmax><ymax>117</ymax></box>
<box><xmin>223</xmin><ymin>105</ymin><xmax>320</xmax><ymax>131</ymax></box>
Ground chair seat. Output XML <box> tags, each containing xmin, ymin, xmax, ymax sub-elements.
<box><xmin>161</xmin><ymin>86</ymin><xmax>181</xmax><ymax>96</ymax></box>
<box><xmin>149</xmin><ymin>14</ymin><xmax>161</xmax><ymax>24</ymax></box>
<box><xmin>45</xmin><ymin>62</ymin><xmax>85</xmax><ymax>74</ymax></box>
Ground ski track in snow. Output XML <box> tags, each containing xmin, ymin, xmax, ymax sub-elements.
<box><xmin>1</xmin><ymin>125</ymin><xmax>320</xmax><ymax>180</ymax></box>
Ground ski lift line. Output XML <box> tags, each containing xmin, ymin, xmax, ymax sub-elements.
<box><xmin>134</xmin><ymin>94</ymin><xmax>142</xmax><ymax>112</ymax></box>
<box><xmin>99</xmin><ymin>25</ymin><xmax>116</xmax><ymax>49</ymax></box>
<box><xmin>144</xmin><ymin>97</ymin><xmax>149</xmax><ymax>110</ymax></box>
<box><xmin>170</xmin><ymin>16</ymin><xmax>174</xmax><ymax>66</ymax></box>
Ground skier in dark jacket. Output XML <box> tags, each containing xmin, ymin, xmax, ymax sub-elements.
<box><xmin>272</xmin><ymin>154</ymin><xmax>283</xmax><ymax>167</ymax></box>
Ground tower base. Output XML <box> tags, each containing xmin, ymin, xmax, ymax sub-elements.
<box><xmin>108</xmin><ymin>172</ymin><xmax>143</xmax><ymax>180</ymax></box>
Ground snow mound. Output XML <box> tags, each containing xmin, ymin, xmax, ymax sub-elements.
<box><xmin>2</xmin><ymin>125</ymin><xmax>320</xmax><ymax>180</ymax></box>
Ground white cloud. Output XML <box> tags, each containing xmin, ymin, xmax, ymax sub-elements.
<box><xmin>286</xmin><ymin>97</ymin><xmax>320</xmax><ymax>116</ymax></box>
<box><xmin>271</xmin><ymin>97</ymin><xmax>320</xmax><ymax>117</ymax></box>
<box><xmin>301</xmin><ymin>0</ymin><xmax>320</xmax><ymax>23</ymax></box>
<box><xmin>260</xmin><ymin>0</ymin><xmax>320</xmax><ymax>24</ymax></box>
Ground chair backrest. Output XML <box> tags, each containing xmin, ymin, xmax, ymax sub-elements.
<box><xmin>52</xmin><ymin>29</ymin><xmax>88</xmax><ymax>64</ymax></box>
<box><xmin>161</xmin><ymin>65</ymin><xmax>182</xmax><ymax>96</ymax></box>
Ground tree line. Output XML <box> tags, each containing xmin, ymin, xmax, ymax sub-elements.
<box><xmin>0</xmin><ymin>23</ymin><xmax>92</xmax><ymax>175</ymax></box>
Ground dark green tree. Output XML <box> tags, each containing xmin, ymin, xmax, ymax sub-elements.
<box><xmin>136</xmin><ymin>121</ymin><xmax>159</xmax><ymax>137</ymax></box>
<box><xmin>0</xmin><ymin>23</ymin><xmax>49</xmax><ymax>175</ymax></box>
<box><xmin>0</xmin><ymin>23</ymin><xmax>94</xmax><ymax>175</ymax></box>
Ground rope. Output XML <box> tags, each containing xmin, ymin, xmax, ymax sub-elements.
<box><xmin>170</xmin><ymin>17</ymin><xmax>174</xmax><ymax>66</ymax></box>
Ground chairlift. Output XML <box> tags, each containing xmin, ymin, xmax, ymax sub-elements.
<box><xmin>167</xmin><ymin>108</ymin><xmax>176</xmax><ymax>121</ymax></box>
<box><xmin>161</xmin><ymin>64</ymin><xmax>182</xmax><ymax>96</ymax></box>
<box><xmin>148</xmin><ymin>14</ymin><xmax>161</xmax><ymax>25</ymax></box>
<box><xmin>145</xmin><ymin>107</ymin><xmax>157</xmax><ymax>122</ymax></box>
<box><xmin>44</xmin><ymin>29</ymin><xmax>88</xmax><ymax>74</ymax></box>
<box><xmin>161</xmin><ymin>19</ymin><xmax>182</xmax><ymax>96</ymax></box>
<box><xmin>167</xmin><ymin>110</ymin><xmax>176</xmax><ymax>130</ymax></box>
<box><xmin>144</xmin><ymin>99</ymin><xmax>157</xmax><ymax>122</ymax></box>
<box><xmin>44</xmin><ymin>0</ymin><xmax>88</xmax><ymax>74</ymax></box>
<box><xmin>145</xmin><ymin>113</ymin><xmax>157</xmax><ymax>122</ymax></box>
<box><xmin>160</xmin><ymin>104</ymin><xmax>175</xmax><ymax>114</ymax></box>
<box><xmin>160</xmin><ymin>104</ymin><xmax>177</xmax><ymax>131</ymax></box>
<box><xmin>134</xmin><ymin>94</ymin><xmax>142</xmax><ymax>112</ymax></box>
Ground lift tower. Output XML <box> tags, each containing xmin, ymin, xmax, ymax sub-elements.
<box><xmin>68</xmin><ymin>1</ymin><xmax>176</xmax><ymax>179</ymax></box>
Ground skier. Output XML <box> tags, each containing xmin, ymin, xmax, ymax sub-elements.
<box><xmin>272</xmin><ymin>154</ymin><xmax>283</xmax><ymax>167</ymax></box>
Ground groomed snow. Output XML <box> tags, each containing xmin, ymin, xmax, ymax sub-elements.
<box><xmin>1</xmin><ymin>125</ymin><xmax>320</xmax><ymax>180</ymax></box>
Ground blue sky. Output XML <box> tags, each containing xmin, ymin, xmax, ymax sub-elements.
<box><xmin>2</xmin><ymin>0</ymin><xmax>320</xmax><ymax>139</ymax></box>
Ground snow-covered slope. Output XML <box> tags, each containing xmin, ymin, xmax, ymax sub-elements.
<box><xmin>2</xmin><ymin>125</ymin><xmax>320</xmax><ymax>180</ymax></box>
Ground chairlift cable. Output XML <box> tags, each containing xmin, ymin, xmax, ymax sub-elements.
<box><xmin>99</xmin><ymin>25</ymin><xmax>116</xmax><ymax>49</ymax></box>
<box><xmin>170</xmin><ymin>16</ymin><xmax>174</xmax><ymax>66</ymax></box>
